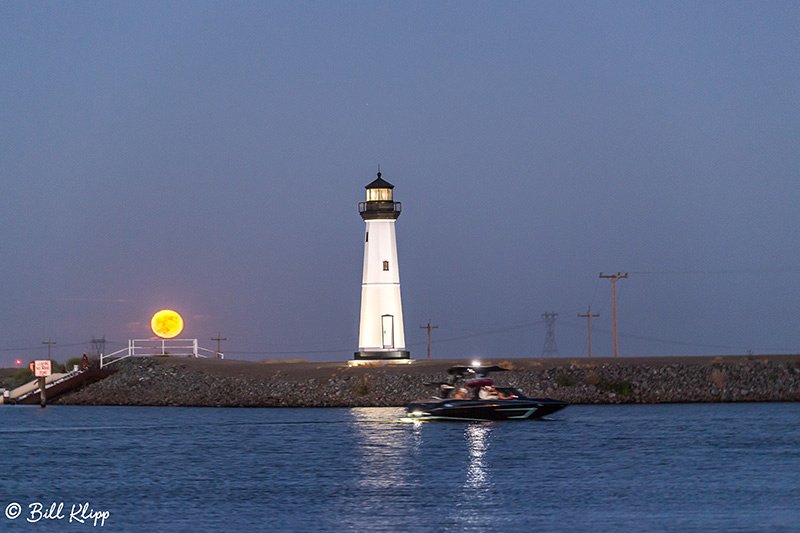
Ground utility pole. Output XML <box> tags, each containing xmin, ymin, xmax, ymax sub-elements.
<box><xmin>42</xmin><ymin>338</ymin><xmax>56</xmax><ymax>361</ymax></box>
<box><xmin>211</xmin><ymin>333</ymin><xmax>226</xmax><ymax>358</ymax></box>
<box><xmin>578</xmin><ymin>307</ymin><xmax>600</xmax><ymax>358</ymax></box>
<box><xmin>419</xmin><ymin>321</ymin><xmax>438</xmax><ymax>360</ymax></box>
<box><xmin>541</xmin><ymin>312</ymin><xmax>559</xmax><ymax>356</ymax></box>
<box><xmin>599</xmin><ymin>272</ymin><xmax>628</xmax><ymax>357</ymax></box>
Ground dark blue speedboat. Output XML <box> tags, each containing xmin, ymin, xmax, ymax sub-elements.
<box><xmin>405</xmin><ymin>364</ymin><xmax>568</xmax><ymax>421</ymax></box>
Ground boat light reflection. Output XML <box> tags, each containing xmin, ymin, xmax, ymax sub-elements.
<box><xmin>350</xmin><ymin>408</ymin><xmax>415</xmax><ymax>491</ymax></box>
<box><xmin>465</xmin><ymin>424</ymin><xmax>492</xmax><ymax>491</ymax></box>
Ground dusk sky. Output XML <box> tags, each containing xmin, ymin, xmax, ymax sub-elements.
<box><xmin>2</xmin><ymin>1</ymin><xmax>799</xmax><ymax>365</ymax></box>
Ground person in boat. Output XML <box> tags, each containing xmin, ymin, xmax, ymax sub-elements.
<box><xmin>452</xmin><ymin>387</ymin><xmax>468</xmax><ymax>399</ymax></box>
<box><xmin>479</xmin><ymin>386</ymin><xmax>516</xmax><ymax>400</ymax></box>
<box><xmin>479</xmin><ymin>386</ymin><xmax>499</xmax><ymax>400</ymax></box>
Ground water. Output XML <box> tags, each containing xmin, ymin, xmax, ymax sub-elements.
<box><xmin>1</xmin><ymin>404</ymin><xmax>799</xmax><ymax>532</ymax></box>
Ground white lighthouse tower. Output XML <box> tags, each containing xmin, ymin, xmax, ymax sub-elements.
<box><xmin>354</xmin><ymin>172</ymin><xmax>411</xmax><ymax>361</ymax></box>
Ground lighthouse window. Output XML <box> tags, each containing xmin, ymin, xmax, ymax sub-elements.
<box><xmin>367</xmin><ymin>188</ymin><xmax>393</xmax><ymax>202</ymax></box>
<box><xmin>383</xmin><ymin>261</ymin><xmax>389</xmax><ymax>271</ymax></box>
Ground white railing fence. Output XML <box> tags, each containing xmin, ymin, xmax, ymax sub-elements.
<box><xmin>100</xmin><ymin>339</ymin><xmax>224</xmax><ymax>368</ymax></box>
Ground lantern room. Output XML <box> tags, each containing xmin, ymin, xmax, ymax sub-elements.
<box><xmin>366</xmin><ymin>174</ymin><xmax>394</xmax><ymax>202</ymax></box>
<box><xmin>359</xmin><ymin>172</ymin><xmax>401</xmax><ymax>221</ymax></box>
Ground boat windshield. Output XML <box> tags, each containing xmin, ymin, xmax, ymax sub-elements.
<box><xmin>494</xmin><ymin>387</ymin><xmax>527</xmax><ymax>399</ymax></box>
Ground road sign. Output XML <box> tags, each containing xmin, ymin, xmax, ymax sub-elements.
<box><xmin>34</xmin><ymin>360</ymin><xmax>52</xmax><ymax>377</ymax></box>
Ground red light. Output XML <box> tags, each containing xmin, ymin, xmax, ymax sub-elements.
<box><xmin>15</xmin><ymin>359</ymin><xmax>21</xmax><ymax>365</ymax></box>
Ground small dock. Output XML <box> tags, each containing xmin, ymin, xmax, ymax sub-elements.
<box><xmin>2</xmin><ymin>367</ymin><xmax>115</xmax><ymax>405</ymax></box>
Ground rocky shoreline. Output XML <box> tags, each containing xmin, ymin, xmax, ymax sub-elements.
<box><xmin>57</xmin><ymin>355</ymin><xmax>800</xmax><ymax>407</ymax></box>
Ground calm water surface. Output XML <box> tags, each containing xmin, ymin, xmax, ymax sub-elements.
<box><xmin>1</xmin><ymin>404</ymin><xmax>799</xmax><ymax>532</ymax></box>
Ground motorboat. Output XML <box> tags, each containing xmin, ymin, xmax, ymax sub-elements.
<box><xmin>405</xmin><ymin>364</ymin><xmax>568</xmax><ymax>421</ymax></box>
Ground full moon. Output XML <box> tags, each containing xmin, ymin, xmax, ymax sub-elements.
<box><xmin>151</xmin><ymin>309</ymin><xmax>184</xmax><ymax>339</ymax></box>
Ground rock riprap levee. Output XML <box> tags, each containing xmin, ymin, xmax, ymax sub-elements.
<box><xmin>59</xmin><ymin>357</ymin><xmax>800</xmax><ymax>407</ymax></box>
<box><xmin>514</xmin><ymin>360</ymin><xmax>800</xmax><ymax>404</ymax></box>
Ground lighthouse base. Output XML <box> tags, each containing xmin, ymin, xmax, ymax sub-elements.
<box><xmin>353</xmin><ymin>350</ymin><xmax>410</xmax><ymax>361</ymax></box>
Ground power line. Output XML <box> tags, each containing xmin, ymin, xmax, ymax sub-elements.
<box><xmin>231</xmin><ymin>318</ymin><xmax>548</xmax><ymax>355</ymax></box>
<box><xmin>1</xmin><ymin>340</ymin><xmax>109</xmax><ymax>353</ymax></box>
<box><xmin>227</xmin><ymin>349</ymin><xmax>348</xmax><ymax>355</ymax></box>
<box><xmin>630</xmin><ymin>267</ymin><xmax>800</xmax><ymax>275</ymax></box>
<box><xmin>428</xmin><ymin>319</ymin><xmax>546</xmax><ymax>346</ymax></box>
<box><xmin>558</xmin><ymin>319</ymin><xmax>796</xmax><ymax>353</ymax></box>
<box><xmin>588</xmin><ymin>276</ymin><xmax>601</xmax><ymax>310</ymax></box>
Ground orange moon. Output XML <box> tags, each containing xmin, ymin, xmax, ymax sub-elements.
<box><xmin>151</xmin><ymin>309</ymin><xmax>184</xmax><ymax>338</ymax></box>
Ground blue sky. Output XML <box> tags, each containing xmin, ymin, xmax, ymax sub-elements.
<box><xmin>1</xmin><ymin>1</ymin><xmax>799</xmax><ymax>364</ymax></box>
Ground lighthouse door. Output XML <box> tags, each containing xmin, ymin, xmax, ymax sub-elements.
<box><xmin>381</xmin><ymin>315</ymin><xmax>394</xmax><ymax>349</ymax></box>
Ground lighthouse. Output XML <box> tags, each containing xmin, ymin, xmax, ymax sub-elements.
<box><xmin>354</xmin><ymin>172</ymin><xmax>411</xmax><ymax>361</ymax></box>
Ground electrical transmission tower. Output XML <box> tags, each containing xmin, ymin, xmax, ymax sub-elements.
<box><xmin>541</xmin><ymin>312</ymin><xmax>559</xmax><ymax>357</ymax></box>
<box><xmin>91</xmin><ymin>337</ymin><xmax>106</xmax><ymax>358</ymax></box>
